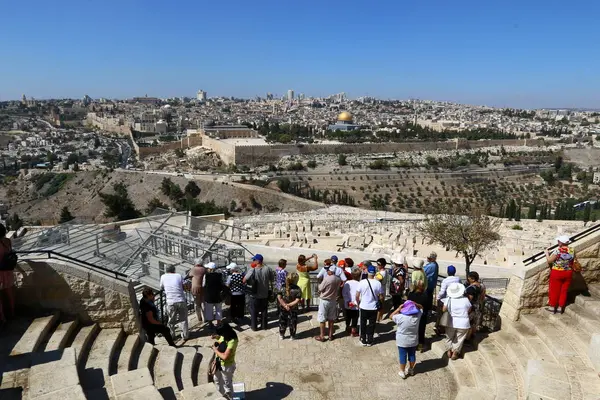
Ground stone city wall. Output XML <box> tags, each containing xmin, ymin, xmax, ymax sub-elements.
<box><xmin>233</xmin><ymin>138</ymin><xmax>544</xmax><ymax>166</ymax></box>
<box><xmin>14</xmin><ymin>259</ymin><xmax>140</xmax><ymax>334</ymax></box>
<box><xmin>137</xmin><ymin>136</ymin><xmax>203</xmax><ymax>158</ymax></box>
<box><xmin>201</xmin><ymin>136</ymin><xmax>236</xmax><ymax>164</ymax></box>
<box><xmin>86</xmin><ymin>113</ymin><xmax>131</xmax><ymax>136</ymax></box>
<box><xmin>500</xmin><ymin>228</ymin><xmax>600</xmax><ymax>322</ymax></box>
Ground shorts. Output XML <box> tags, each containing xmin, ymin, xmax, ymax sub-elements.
<box><xmin>318</xmin><ymin>299</ymin><xmax>337</xmax><ymax>323</ymax></box>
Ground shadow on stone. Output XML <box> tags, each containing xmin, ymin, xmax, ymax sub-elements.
<box><xmin>245</xmin><ymin>382</ymin><xmax>294</xmax><ymax>400</ymax></box>
<box><xmin>0</xmin><ymin>387</ymin><xmax>23</xmax><ymax>400</ymax></box>
<box><xmin>158</xmin><ymin>386</ymin><xmax>178</xmax><ymax>400</ymax></box>
<box><xmin>415</xmin><ymin>355</ymin><xmax>449</xmax><ymax>374</ymax></box>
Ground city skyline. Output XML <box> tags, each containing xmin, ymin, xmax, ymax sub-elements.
<box><xmin>1</xmin><ymin>0</ymin><xmax>599</xmax><ymax>109</ymax></box>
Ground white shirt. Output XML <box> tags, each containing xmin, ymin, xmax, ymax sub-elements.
<box><xmin>342</xmin><ymin>280</ymin><xmax>360</xmax><ymax>310</ymax></box>
<box><xmin>356</xmin><ymin>279</ymin><xmax>383</xmax><ymax>310</ymax></box>
<box><xmin>317</xmin><ymin>266</ymin><xmax>347</xmax><ymax>282</ymax></box>
<box><xmin>160</xmin><ymin>273</ymin><xmax>186</xmax><ymax>305</ymax></box>
<box><xmin>437</xmin><ymin>276</ymin><xmax>461</xmax><ymax>300</ymax></box>
<box><xmin>442</xmin><ymin>296</ymin><xmax>471</xmax><ymax>329</ymax></box>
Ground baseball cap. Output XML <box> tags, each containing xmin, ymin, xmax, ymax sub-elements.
<box><xmin>428</xmin><ymin>252</ymin><xmax>437</xmax><ymax>260</ymax></box>
<box><xmin>205</xmin><ymin>262</ymin><xmax>216</xmax><ymax>269</ymax></box>
<box><xmin>377</xmin><ymin>257</ymin><xmax>387</xmax><ymax>267</ymax></box>
<box><xmin>251</xmin><ymin>254</ymin><xmax>263</xmax><ymax>262</ymax></box>
<box><xmin>337</xmin><ymin>260</ymin><xmax>346</xmax><ymax>267</ymax></box>
<box><xmin>367</xmin><ymin>265</ymin><xmax>377</xmax><ymax>274</ymax></box>
<box><xmin>447</xmin><ymin>265</ymin><xmax>456</xmax><ymax>275</ymax></box>
<box><xmin>331</xmin><ymin>255</ymin><xmax>338</xmax><ymax>263</ymax></box>
<box><xmin>226</xmin><ymin>262</ymin><xmax>238</xmax><ymax>270</ymax></box>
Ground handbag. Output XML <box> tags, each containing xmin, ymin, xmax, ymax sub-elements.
<box><xmin>572</xmin><ymin>259</ymin><xmax>582</xmax><ymax>272</ymax></box>
<box><xmin>439</xmin><ymin>298</ymin><xmax>453</xmax><ymax>327</ymax></box>
<box><xmin>366</xmin><ymin>278</ymin><xmax>382</xmax><ymax>311</ymax></box>
<box><xmin>207</xmin><ymin>353</ymin><xmax>221</xmax><ymax>383</ymax></box>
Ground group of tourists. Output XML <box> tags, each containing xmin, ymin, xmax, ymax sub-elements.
<box><xmin>137</xmin><ymin>232</ymin><xmax>582</xmax><ymax>396</ymax></box>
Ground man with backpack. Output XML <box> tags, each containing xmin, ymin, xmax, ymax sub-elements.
<box><xmin>0</xmin><ymin>223</ymin><xmax>17</xmax><ymax>323</ymax></box>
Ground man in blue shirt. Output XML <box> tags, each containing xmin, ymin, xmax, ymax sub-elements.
<box><xmin>423</xmin><ymin>252</ymin><xmax>439</xmax><ymax>311</ymax></box>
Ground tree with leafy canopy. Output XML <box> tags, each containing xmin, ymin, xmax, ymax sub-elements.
<box><xmin>417</xmin><ymin>207</ymin><xmax>501</xmax><ymax>276</ymax></box>
<box><xmin>338</xmin><ymin>154</ymin><xmax>347</xmax><ymax>166</ymax></box>
<box><xmin>59</xmin><ymin>206</ymin><xmax>74</xmax><ymax>223</ymax></box>
<box><xmin>145</xmin><ymin>198</ymin><xmax>169</xmax><ymax>215</ymax></box>
<box><xmin>99</xmin><ymin>182</ymin><xmax>141</xmax><ymax>221</ymax></box>
<box><xmin>184</xmin><ymin>181</ymin><xmax>201</xmax><ymax>198</ymax></box>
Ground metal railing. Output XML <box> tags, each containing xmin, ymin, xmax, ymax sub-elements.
<box><xmin>15</xmin><ymin>250</ymin><xmax>129</xmax><ymax>280</ymax></box>
<box><xmin>523</xmin><ymin>222</ymin><xmax>600</xmax><ymax>266</ymax></box>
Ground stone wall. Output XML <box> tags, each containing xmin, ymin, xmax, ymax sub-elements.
<box><xmin>500</xmin><ymin>229</ymin><xmax>600</xmax><ymax>322</ymax></box>
<box><xmin>14</xmin><ymin>259</ymin><xmax>140</xmax><ymax>334</ymax></box>
<box><xmin>136</xmin><ymin>136</ymin><xmax>203</xmax><ymax>159</ymax></box>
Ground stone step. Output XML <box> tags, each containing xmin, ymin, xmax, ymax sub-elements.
<box><xmin>110</xmin><ymin>367</ymin><xmax>155</xmax><ymax>398</ymax></box>
<box><xmin>33</xmin><ymin>384</ymin><xmax>86</xmax><ymax>400</ymax></box>
<box><xmin>153</xmin><ymin>345</ymin><xmax>182</xmax><ymax>398</ymax></box>
<box><xmin>545</xmin><ymin>312</ymin><xmax>595</xmax><ymax>369</ymax></box>
<box><xmin>574</xmin><ymin>294</ymin><xmax>600</xmax><ymax>318</ymax></box>
<box><xmin>520</xmin><ymin>314</ymin><xmax>579</xmax><ymax>359</ymax></box>
<box><xmin>454</xmin><ymin>387</ymin><xmax>494</xmax><ymax>400</ymax></box>
<box><xmin>177</xmin><ymin>347</ymin><xmax>199</xmax><ymax>390</ymax></box>
<box><xmin>70</xmin><ymin>324</ymin><xmax>100</xmax><ymax>367</ymax></box>
<box><xmin>116</xmin><ymin>334</ymin><xmax>140</xmax><ymax>373</ymax></box>
<box><xmin>490</xmin><ymin>330</ymin><xmax>534</xmax><ymax>378</ymax></box>
<box><xmin>115</xmin><ymin>385</ymin><xmax>163</xmax><ymax>400</ymax></box>
<box><xmin>180</xmin><ymin>383</ymin><xmax>225</xmax><ymax>400</ymax></box>
<box><xmin>586</xmin><ymin>284</ymin><xmax>600</xmax><ymax>299</ymax></box>
<box><xmin>134</xmin><ymin>342</ymin><xmax>158</xmax><ymax>376</ymax></box>
<box><xmin>524</xmin><ymin>359</ymin><xmax>571</xmax><ymax>400</ymax></box>
<box><xmin>195</xmin><ymin>346</ymin><xmax>214</xmax><ymax>385</ymax></box>
<box><xmin>80</xmin><ymin>328</ymin><xmax>125</xmax><ymax>390</ymax></box>
<box><xmin>476</xmin><ymin>342</ymin><xmax>521</xmax><ymax>400</ymax></box>
<box><xmin>44</xmin><ymin>319</ymin><xmax>79</xmax><ymax>352</ymax></box>
<box><xmin>431</xmin><ymin>340</ymin><xmax>478</xmax><ymax>390</ymax></box>
<box><xmin>10</xmin><ymin>313</ymin><xmax>59</xmax><ymax>356</ymax></box>
<box><xmin>506</xmin><ymin>321</ymin><xmax>557</xmax><ymax>363</ymax></box>
<box><xmin>564</xmin><ymin>303</ymin><xmax>600</xmax><ymax>335</ymax></box>
<box><xmin>463</xmin><ymin>349</ymin><xmax>497</xmax><ymax>395</ymax></box>
<box><xmin>28</xmin><ymin>348</ymin><xmax>82</xmax><ymax>399</ymax></box>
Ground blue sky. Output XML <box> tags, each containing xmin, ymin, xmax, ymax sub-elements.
<box><xmin>1</xmin><ymin>0</ymin><xmax>598</xmax><ymax>108</ymax></box>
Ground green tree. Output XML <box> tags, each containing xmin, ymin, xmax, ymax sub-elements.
<box><xmin>527</xmin><ymin>204</ymin><xmax>537</xmax><ymax>219</ymax></box>
<box><xmin>554</xmin><ymin>156</ymin><xmax>563</xmax><ymax>172</ymax></box>
<box><xmin>338</xmin><ymin>154</ymin><xmax>347</xmax><ymax>166</ymax></box>
<box><xmin>7</xmin><ymin>213</ymin><xmax>23</xmax><ymax>231</ymax></box>
<box><xmin>583</xmin><ymin>203</ymin><xmax>592</xmax><ymax>226</ymax></box>
<box><xmin>145</xmin><ymin>198</ymin><xmax>169</xmax><ymax>214</ymax></box>
<box><xmin>59</xmin><ymin>206</ymin><xmax>74</xmax><ymax>223</ymax></box>
<box><xmin>184</xmin><ymin>181</ymin><xmax>201</xmax><ymax>198</ymax></box>
<box><xmin>99</xmin><ymin>182</ymin><xmax>141</xmax><ymax>221</ymax></box>
<box><xmin>307</xmin><ymin>160</ymin><xmax>317</xmax><ymax>169</ymax></box>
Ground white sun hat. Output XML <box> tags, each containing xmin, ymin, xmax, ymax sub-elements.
<box><xmin>392</xmin><ymin>253</ymin><xmax>406</xmax><ymax>265</ymax></box>
<box><xmin>556</xmin><ymin>235</ymin><xmax>570</xmax><ymax>245</ymax></box>
<box><xmin>205</xmin><ymin>262</ymin><xmax>217</xmax><ymax>269</ymax></box>
<box><xmin>447</xmin><ymin>282</ymin><xmax>466</xmax><ymax>299</ymax></box>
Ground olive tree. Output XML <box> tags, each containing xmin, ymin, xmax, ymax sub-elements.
<box><xmin>417</xmin><ymin>208</ymin><xmax>502</xmax><ymax>276</ymax></box>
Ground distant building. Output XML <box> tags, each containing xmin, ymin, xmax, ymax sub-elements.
<box><xmin>130</xmin><ymin>96</ymin><xmax>161</xmax><ymax>105</ymax></box>
<box><xmin>287</xmin><ymin>89</ymin><xmax>294</xmax><ymax>101</ymax></box>
<box><xmin>197</xmin><ymin>90</ymin><xmax>207</xmax><ymax>102</ymax></box>
<box><xmin>200</xmin><ymin>125</ymin><xmax>258</xmax><ymax>139</ymax></box>
<box><xmin>328</xmin><ymin>111</ymin><xmax>360</xmax><ymax>132</ymax></box>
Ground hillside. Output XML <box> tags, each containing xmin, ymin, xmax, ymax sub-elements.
<box><xmin>0</xmin><ymin>170</ymin><xmax>322</xmax><ymax>224</ymax></box>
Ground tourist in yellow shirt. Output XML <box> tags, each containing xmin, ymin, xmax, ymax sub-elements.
<box><xmin>212</xmin><ymin>323</ymin><xmax>239</xmax><ymax>399</ymax></box>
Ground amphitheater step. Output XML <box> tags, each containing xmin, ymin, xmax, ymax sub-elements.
<box><xmin>10</xmin><ymin>313</ymin><xmax>59</xmax><ymax>356</ymax></box>
<box><xmin>586</xmin><ymin>283</ymin><xmax>600</xmax><ymax>298</ymax></box>
<box><xmin>44</xmin><ymin>319</ymin><xmax>79</xmax><ymax>352</ymax></box>
<box><xmin>153</xmin><ymin>345</ymin><xmax>182</xmax><ymax>399</ymax></box>
<box><xmin>524</xmin><ymin>359</ymin><xmax>571</xmax><ymax>400</ymax></box>
<box><xmin>476</xmin><ymin>341</ymin><xmax>521</xmax><ymax>399</ymax></box>
<box><xmin>116</xmin><ymin>334</ymin><xmax>140</xmax><ymax>373</ymax></box>
<box><xmin>463</xmin><ymin>349</ymin><xmax>497</xmax><ymax>395</ymax></box>
<box><xmin>110</xmin><ymin>367</ymin><xmax>154</xmax><ymax>398</ymax></box>
<box><xmin>114</xmin><ymin>384</ymin><xmax>163</xmax><ymax>400</ymax></box>
<box><xmin>454</xmin><ymin>387</ymin><xmax>494</xmax><ymax>400</ymax></box>
<box><xmin>545</xmin><ymin>312</ymin><xmax>595</xmax><ymax>369</ymax></box>
<box><xmin>70</xmin><ymin>324</ymin><xmax>100</xmax><ymax>367</ymax></box>
<box><xmin>430</xmin><ymin>340</ymin><xmax>478</xmax><ymax>390</ymax></box>
<box><xmin>177</xmin><ymin>347</ymin><xmax>199</xmax><ymax>390</ymax></box>
<box><xmin>574</xmin><ymin>294</ymin><xmax>600</xmax><ymax>318</ymax></box>
<box><xmin>505</xmin><ymin>321</ymin><xmax>557</xmax><ymax>363</ymax></box>
<box><xmin>195</xmin><ymin>346</ymin><xmax>214</xmax><ymax>385</ymax></box>
<box><xmin>564</xmin><ymin>303</ymin><xmax>600</xmax><ymax>335</ymax></box>
<box><xmin>28</xmin><ymin>347</ymin><xmax>81</xmax><ymax>399</ymax></box>
<box><xmin>520</xmin><ymin>314</ymin><xmax>579</xmax><ymax>359</ymax></box>
<box><xmin>490</xmin><ymin>330</ymin><xmax>534</xmax><ymax>378</ymax></box>
<box><xmin>134</xmin><ymin>342</ymin><xmax>158</xmax><ymax>375</ymax></box>
<box><xmin>80</xmin><ymin>328</ymin><xmax>125</xmax><ymax>391</ymax></box>
<box><xmin>180</xmin><ymin>383</ymin><xmax>224</xmax><ymax>400</ymax></box>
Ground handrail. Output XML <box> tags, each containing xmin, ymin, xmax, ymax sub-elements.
<box><xmin>522</xmin><ymin>222</ymin><xmax>600</xmax><ymax>265</ymax></box>
<box><xmin>15</xmin><ymin>250</ymin><xmax>129</xmax><ymax>280</ymax></box>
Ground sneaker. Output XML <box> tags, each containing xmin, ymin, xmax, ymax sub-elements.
<box><xmin>289</xmin><ymin>336</ymin><xmax>295</xmax><ymax>341</ymax></box>
<box><xmin>398</xmin><ymin>370</ymin><xmax>407</xmax><ymax>379</ymax></box>
<box><xmin>366</xmin><ymin>343</ymin><xmax>373</xmax><ymax>347</ymax></box>
<box><xmin>280</xmin><ymin>335</ymin><xmax>285</xmax><ymax>340</ymax></box>
<box><xmin>407</xmin><ymin>368</ymin><xmax>415</xmax><ymax>376</ymax></box>
<box><xmin>360</xmin><ymin>339</ymin><xmax>368</xmax><ymax>347</ymax></box>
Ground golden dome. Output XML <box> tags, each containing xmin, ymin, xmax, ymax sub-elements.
<box><xmin>337</xmin><ymin>111</ymin><xmax>353</xmax><ymax>122</ymax></box>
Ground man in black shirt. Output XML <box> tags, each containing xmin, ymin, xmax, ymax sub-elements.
<box><xmin>139</xmin><ymin>288</ymin><xmax>176</xmax><ymax>347</ymax></box>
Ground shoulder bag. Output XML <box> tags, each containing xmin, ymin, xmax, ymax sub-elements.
<box><xmin>439</xmin><ymin>298</ymin><xmax>453</xmax><ymax>327</ymax></box>
<box><xmin>366</xmin><ymin>278</ymin><xmax>382</xmax><ymax>311</ymax></box>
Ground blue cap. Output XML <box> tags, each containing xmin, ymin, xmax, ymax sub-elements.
<box><xmin>252</xmin><ymin>254</ymin><xmax>263</xmax><ymax>262</ymax></box>
<box><xmin>331</xmin><ymin>255</ymin><xmax>338</xmax><ymax>263</ymax></box>
<box><xmin>447</xmin><ymin>265</ymin><xmax>456</xmax><ymax>275</ymax></box>
<box><xmin>367</xmin><ymin>265</ymin><xmax>377</xmax><ymax>274</ymax></box>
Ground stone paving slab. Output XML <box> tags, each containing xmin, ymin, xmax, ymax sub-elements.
<box><xmin>10</xmin><ymin>314</ymin><xmax>58</xmax><ymax>356</ymax></box>
<box><xmin>111</xmin><ymin>367</ymin><xmax>154</xmax><ymax>396</ymax></box>
<box><xmin>34</xmin><ymin>384</ymin><xmax>86</xmax><ymax>400</ymax></box>
<box><xmin>116</xmin><ymin>384</ymin><xmax>164</xmax><ymax>400</ymax></box>
<box><xmin>45</xmin><ymin>320</ymin><xmax>79</xmax><ymax>352</ymax></box>
<box><xmin>28</xmin><ymin>363</ymin><xmax>80</xmax><ymax>399</ymax></box>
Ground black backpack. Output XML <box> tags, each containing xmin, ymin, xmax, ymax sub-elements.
<box><xmin>0</xmin><ymin>241</ymin><xmax>18</xmax><ymax>271</ymax></box>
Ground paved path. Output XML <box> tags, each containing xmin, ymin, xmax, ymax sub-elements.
<box><xmin>184</xmin><ymin>310</ymin><xmax>457</xmax><ymax>400</ymax></box>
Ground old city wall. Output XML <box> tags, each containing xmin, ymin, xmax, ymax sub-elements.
<box><xmin>14</xmin><ymin>259</ymin><xmax>140</xmax><ymax>334</ymax></box>
<box><xmin>137</xmin><ymin>136</ymin><xmax>203</xmax><ymax>158</ymax></box>
<box><xmin>500</xmin><ymin>228</ymin><xmax>600</xmax><ymax>322</ymax></box>
<box><xmin>201</xmin><ymin>136</ymin><xmax>236</xmax><ymax>164</ymax></box>
<box><xmin>233</xmin><ymin>138</ymin><xmax>543</xmax><ymax>166</ymax></box>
